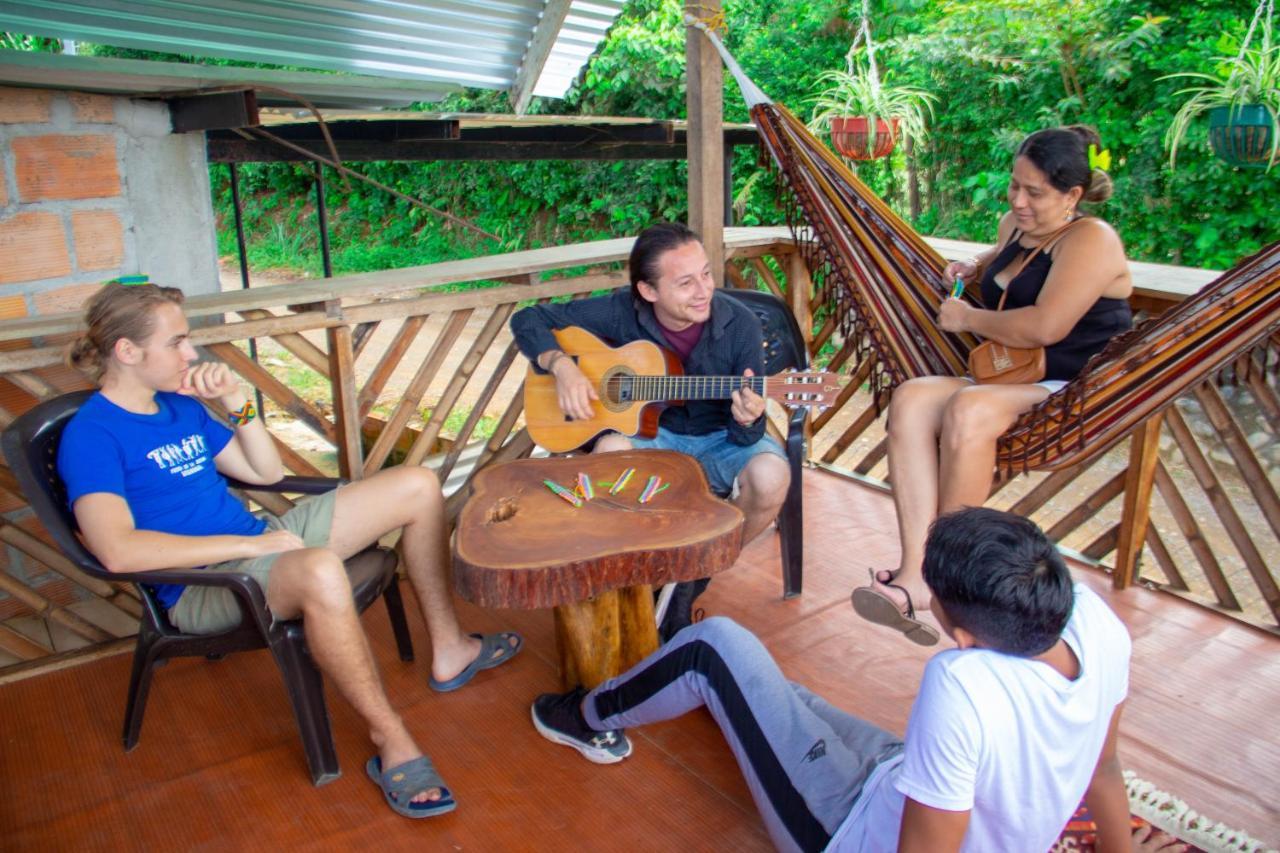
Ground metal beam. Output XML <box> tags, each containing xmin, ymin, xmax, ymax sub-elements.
<box><xmin>510</xmin><ymin>0</ymin><xmax>574</xmax><ymax>114</ymax></box>
<box><xmin>168</xmin><ymin>90</ymin><xmax>259</xmax><ymax>133</ymax></box>
<box><xmin>208</xmin><ymin>139</ymin><xmax>700</xmax><ymax>163</ymax></box>
<box><xmin>205</xmin><ymin>124</ymin><xmax>758</xmax><ymax>163</ymax></box>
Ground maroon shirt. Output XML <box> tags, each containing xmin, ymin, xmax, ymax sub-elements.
<box><xmin>658</xmin><ymin>320</ymin><xmax>705</xmax><ymax>363</ymax></box>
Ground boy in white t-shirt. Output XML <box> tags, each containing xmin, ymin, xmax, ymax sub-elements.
<box><xmin>530</xmin><ymin>508</ymin><xmax>1153</xmax><ymax>852</ymax></box>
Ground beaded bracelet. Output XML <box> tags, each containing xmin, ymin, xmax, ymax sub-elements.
<box><xmin>228</xmin><ymin>401</ymin><xmax>257</xmax><ymax>427</ymax></box>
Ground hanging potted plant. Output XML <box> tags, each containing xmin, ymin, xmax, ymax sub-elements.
<box><xmin>1163</xmin><ymin>0</ymin><xmax>1280</xmax><ymax>170</ymax></box>
<box><xmin>808</xmin><ymin>3</ymin><xmax>935</xmax><ymax>161</ymax></box>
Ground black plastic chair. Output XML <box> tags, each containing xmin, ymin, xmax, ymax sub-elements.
<box><xmin>1</xmin><ymin>390</ymin><xmax>415</xmax><ymax>786</ymax></box>
<box><xmin>721</xmin><ymin>288</ymin><xmax>808</xmax><ymax>598</ymax></box>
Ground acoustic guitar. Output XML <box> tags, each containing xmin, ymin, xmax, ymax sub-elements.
<box><xmin>524</xmin><ymin>326</ymin><xmax>843</xmax><ymax>452</ymax></box>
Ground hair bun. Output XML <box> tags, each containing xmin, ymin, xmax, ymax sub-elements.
<box><xmin>1084</xmin><ymin>168</ymin><xmax>1113</xmax><ymax>204</ymax></box>
<box><xmin>67</xmin><ymin>334</ymin><xmax>101</xmax><ymax>375</ymax></box>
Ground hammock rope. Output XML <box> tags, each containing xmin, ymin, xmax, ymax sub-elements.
<box><xmin>689</xmin><ymin>20</ymin><xmax>1280</xmax><ymax>475</ymax></box>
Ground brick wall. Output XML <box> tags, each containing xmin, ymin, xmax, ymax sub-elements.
<box><xmin>0</xmin><ymin>84</ymin><xmax>219</xmax><ymax>328</ymax></box>
<box><xmin>0</xmin><ymin>86</ymin><xmax>220</xmax><ymax>653</ymax></box>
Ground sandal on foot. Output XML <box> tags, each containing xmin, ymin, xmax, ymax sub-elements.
<box><xmin>851</xmin><ymin>569</ymin><xmax>940</xmax><ymax>647</ymax></box>
<box><xmin>366</xmin><ymin>755</ymin><xmax>457</xmax><ymax>819</ymax></box>
<box><xmin>429</xmin><ymin>631</ymin><xmax>523</xmax><ymax>693</ymax></box>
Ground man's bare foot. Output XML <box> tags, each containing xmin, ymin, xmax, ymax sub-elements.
<box><xmin>429</xmin><ymin>632</ymin><xmax>521</xmax><ymax>685</ymax></box>
<box><xmin>375</xmin><ymin>729</ymin><xmax>441</xmax><ymax>804</ymax></box>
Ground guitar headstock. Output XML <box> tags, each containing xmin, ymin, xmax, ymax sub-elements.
<box><xmin>763</xmin><ymin>371</ymin><xmax>845</xmax><ymax>410</ymax></box>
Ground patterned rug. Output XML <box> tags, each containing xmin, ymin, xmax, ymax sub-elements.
<box><xmin>1052</xmin><ymin>773</ymin><xmax>1276</xmax><ymax>852</ymax></box>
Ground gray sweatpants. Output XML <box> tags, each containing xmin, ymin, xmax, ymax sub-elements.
<box><xmin>584</xmin><ymin>617</ymin><xmax>903</xmax><ymax>853</ymax></box>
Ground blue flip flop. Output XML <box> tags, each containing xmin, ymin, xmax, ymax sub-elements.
<box><xmin>366</xmin><ymin>755</ymin><xmax>457</xmax><ymax>819</ymax></box>
<box><xmin>428</xmin><ymin>631</ymin><xmax>523</xmax><ymax>692</ymax></box>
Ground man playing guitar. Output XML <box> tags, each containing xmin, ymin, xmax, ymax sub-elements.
<box><xmin>510</xmin><ymin>223</ymin><xmax>790</xmax><ymax>633</ymax></box>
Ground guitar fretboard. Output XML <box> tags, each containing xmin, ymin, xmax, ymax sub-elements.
<box><xmin>607</xmin><ymin>375</ymin><xmax>766</xmax><ymax>402</ymax></box>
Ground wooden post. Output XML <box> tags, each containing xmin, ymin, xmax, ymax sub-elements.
<box><xmin>325</xmin><ymin>308</ymin><xmax>363</xmax><ymax>479</ymax></box>
<box><xmin>685</xmin><ymin>2</ymin><xmax>724</xmax><ymax>286</ymax></box>
<box><xmin>784</xmin><ymin>249</ymin><xmax>813</xmax><ymax>350</ymax></box>
<box><xmin>1113</xmin><ymin>414</ymin><xmax>1164</xmax><ymax>588</ymax></box>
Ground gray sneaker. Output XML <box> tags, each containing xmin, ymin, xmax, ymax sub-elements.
<box><xmin>531</xmin><ymin>688</ymin><xmax>633</xmax><ymax>764</ymax></box>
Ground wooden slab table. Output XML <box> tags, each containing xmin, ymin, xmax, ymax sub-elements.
<box><xmin>452</xmin><ymin>450</ymin><xmax>744</xmax><ymax>689</ymax></box>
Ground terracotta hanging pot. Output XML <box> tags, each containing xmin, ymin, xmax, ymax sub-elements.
<box><xmin>1208</xmin><ymin>104</ymin><xmax>1276</xmax><ymax>168</ymax></box>
<box><xmin>830</xmin><ymin>116</ymin><xmax>900</xmax><ymax>160</ymax></box>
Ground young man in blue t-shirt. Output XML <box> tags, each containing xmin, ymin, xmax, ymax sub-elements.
<box><xmin>58</xmin><ymin>282</ymin><xmax>521</xmax><ymax>818</ymax></box>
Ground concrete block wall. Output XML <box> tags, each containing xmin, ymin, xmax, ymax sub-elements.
<box><xmin>0</xmin><ymin>84</ymin><xmax>221</xmax><ymax>329</ymax></box>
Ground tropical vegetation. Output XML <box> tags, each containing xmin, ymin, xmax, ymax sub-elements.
<box><xmin>1162</xmin><ymin>0</ymin><xmax>1279</xmax><ymax>169</ymax></box>
<box><xmin>3</xmin><ymin>0</ymin><xmax>1275</xmax><ymax>274</ymax></box>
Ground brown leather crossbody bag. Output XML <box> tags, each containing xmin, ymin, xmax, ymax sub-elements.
<box><xmin>968</xmin><ymin>218</ymin><xmax>1085</xmax><ymax>384</ymax></box>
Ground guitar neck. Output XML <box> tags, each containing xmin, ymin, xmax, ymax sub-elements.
<box><xmin>619</xmin><ymin>375</ymin><xmax>766</xmax><ymax>401</ymax></box>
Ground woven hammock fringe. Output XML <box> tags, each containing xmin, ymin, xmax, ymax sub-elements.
<box><xmin>1123</xmin><ymin>771</ymin><xmax>1277</xmax><ymax>853</ymax></box>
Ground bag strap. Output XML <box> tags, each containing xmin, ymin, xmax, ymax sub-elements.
<box><xmin>993</xmin><ymin>217</ymin><xmax>1088</xmax><ymax>311</ymax></box>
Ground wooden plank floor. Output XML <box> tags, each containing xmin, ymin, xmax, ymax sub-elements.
<box><xmin>2</xmin><ymin>469</ymin><xmax>1277</xmax><ymax>850</ymax></box>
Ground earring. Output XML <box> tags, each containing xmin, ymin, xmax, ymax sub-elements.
<box><xmin>1063</xmin><ymin>207</ymin><xmax>1074</xmax><ymax>222</ymax></box>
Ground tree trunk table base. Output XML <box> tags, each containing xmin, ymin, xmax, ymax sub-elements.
<box><xmin>554</xmin><ymin>586</ymin><xmax>658</xmax><ymax>690</ymax></box>
<box><xmin>453</xmin><ymin>450</ymin><xmax>744</xmax><ymax>689</ymax></box>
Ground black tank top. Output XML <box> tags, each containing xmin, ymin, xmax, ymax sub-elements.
<box><xmin>980</xmin><ymin>233</ymin><xmax>1132</xmax><ymax>381</ymax></box>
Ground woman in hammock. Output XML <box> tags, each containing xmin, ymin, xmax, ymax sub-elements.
<box><xmin>853</xmin><ymin>125</ymin><xmax>1133</xmax><ymax>645</ymax></box>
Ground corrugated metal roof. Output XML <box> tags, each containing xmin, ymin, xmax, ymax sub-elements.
<box><xmin>0</xmin><ymin>0</ymin><xmax>627</xmax><ymax>110</ymax></box>
<box><xmin>0</xmin><ymin>50</ymin><xmax>463</xmax><ymax>109</ymax></box>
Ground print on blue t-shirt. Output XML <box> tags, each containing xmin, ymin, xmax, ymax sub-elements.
<box><xmin>56</xmin><ymin>391</ymin><xmax>268</xmax><ymax>609</ymax></box>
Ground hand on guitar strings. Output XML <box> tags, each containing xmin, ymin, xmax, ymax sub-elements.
<box><xmin>731</xmin><ymin>368</ymin><xmax>766</xmax><ymax>426</ymax></box>
<box><xmin>547</xmin><ymin>350</ymin><xmax>598</xmax><ymax>421</ymax></box>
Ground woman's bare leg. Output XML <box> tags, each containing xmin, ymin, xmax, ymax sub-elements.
<box><xmin>876</xmin><ymin>381</ymin><xmax>1049</xmax><ymax>616</ymax></box>
<box><xmin>886</xmin><ymin>377</ymin><xmax>972</xmax><ymax>587</ymax></box>
<box><xmin>936</xmin><ymin>384</ymin><xmax>1051</xmax><ymax>512</ymax></box>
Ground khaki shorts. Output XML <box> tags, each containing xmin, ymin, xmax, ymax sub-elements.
<box><xmin>168</xmin><ymin>489</ymin><xmax>337</xmax><ymax>635</ymax></box>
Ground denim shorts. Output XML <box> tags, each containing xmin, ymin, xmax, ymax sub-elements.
<box><xmin>167</xmin><ymin>490</ymin><xmax>337</xmax><ymax>635</ymax></box>
<box><xmin>624</xmin><ymin>426</ymin><xmax>786</xmax><ymax>496</ymax></box>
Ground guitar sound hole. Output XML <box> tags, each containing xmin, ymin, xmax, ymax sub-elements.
<box><xmin>599</xmin><ymin>366</ymin><xmax>635</xmax><ymax>413</ymax></box>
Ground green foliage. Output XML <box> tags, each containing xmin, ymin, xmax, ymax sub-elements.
<box><xmin>1</xmin><ymin>33</ymin><xmax>63</xmax><ymax>52</ymax></box>
<box><xmin>1162</xmin><ymin>11</ymin><xmax>1280</xmax><ymax>169</ymax></box>
<box><xmin>208</xmin><ymin>0</ymin><xmax>1275</xmax><ymax>280</ymax></box>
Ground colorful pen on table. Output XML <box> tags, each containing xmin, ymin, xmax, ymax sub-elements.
<box><xmin>576</xmin><ymin>471</ymin><xmax>594</xmax><ymax>501</ymax></box>
<box><xmin>950</xmin><ymin>277</ymin><xmax>965</xmax><ymax>299</ymax></box>
<box><xmin>543</xmin><ymin>478</ymin><xmax>583</xmax><ymax>508</ymax></box>
<box><xmin>608</xmin><ymin>467</ymin><xmax>636</xmax><ymax>495</ymax></box>
<box><xmin>637</xmin><ymin>475</ymin><xmax>663</xmax><ymax>504</ymax></box>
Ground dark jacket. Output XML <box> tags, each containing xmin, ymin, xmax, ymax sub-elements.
<box><xmin>509</xmin><ymin>288</ymin><xmax>766</xmax><ymax>445</ymax></box>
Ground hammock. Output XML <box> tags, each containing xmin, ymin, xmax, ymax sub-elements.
<box><xmin>693</xmin><ymin>21</ymin><xmax>1280</xmax><ymax>476</ymax></box>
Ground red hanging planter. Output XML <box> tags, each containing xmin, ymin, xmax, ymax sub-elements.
<box><xmin>830</xmin><ymin>116</ymin><xmax>900</xmax><ymax>160</ymax></box>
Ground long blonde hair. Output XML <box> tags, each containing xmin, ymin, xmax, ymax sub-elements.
<box><xmin>67</xmin><ymin>282</ymin><xmax>186</xmax><ymax>381</ymax></box>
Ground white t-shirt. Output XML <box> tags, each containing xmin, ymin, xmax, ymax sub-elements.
<box><xmin>828</xmin><ymin>584</ymin><xmax>1131</xmax><ymax>852</ymax></box>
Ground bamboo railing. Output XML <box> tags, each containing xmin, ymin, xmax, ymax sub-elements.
<box><xmin>0</xmin><ymin>227</ymin><xmax>1274</xmax><ymax>679</ymax></box>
